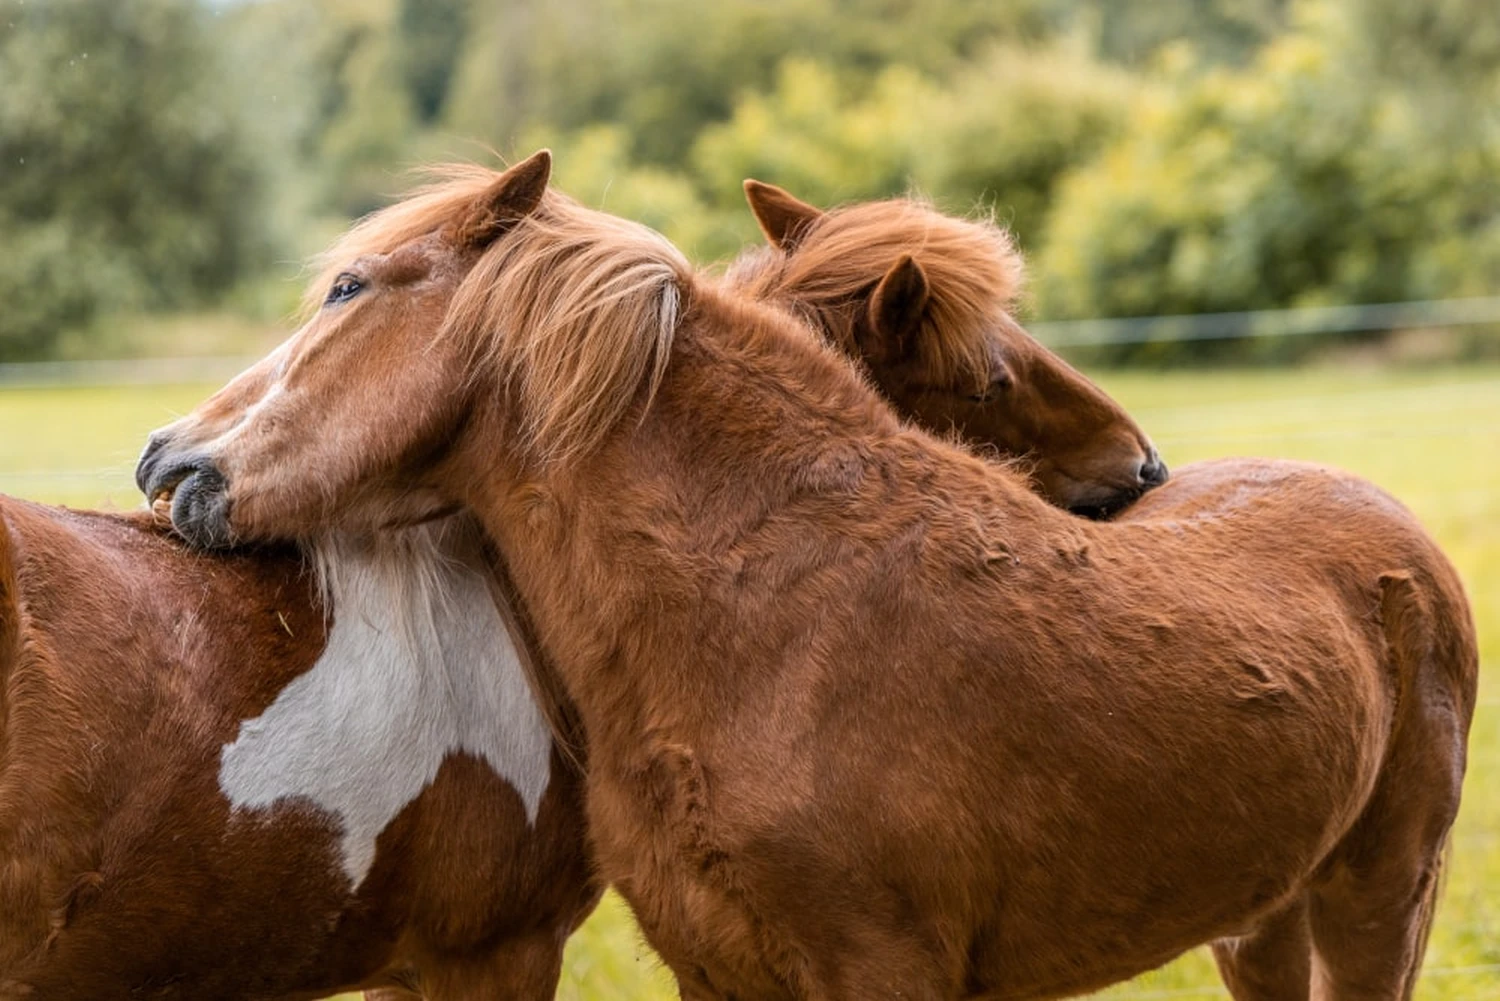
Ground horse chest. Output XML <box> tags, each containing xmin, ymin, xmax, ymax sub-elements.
<box><xmin>215</xmin><ymin>544</ymin><xmax>553</xmax><ymax>890</ymax></box>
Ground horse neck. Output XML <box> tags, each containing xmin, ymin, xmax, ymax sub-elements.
<box><xmin>463</xmin><ymin>284</ymin><xmax>1056</xmax><ymax>753</ymax></box>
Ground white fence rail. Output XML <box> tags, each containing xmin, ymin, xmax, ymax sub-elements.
<box><xmin>1027</xmin><ymin>296</ymin><xmax>1500</xmax><ymax>346</ymax></box>
<box><xmin>0</xmin><ymin>296</ymin><xmax>1497</xmax><ymax>388</ymax></box>
<box><xmin>0</xmin><ymin>355</ymin><xmax>262</xmax><ymax>389</ymax></box>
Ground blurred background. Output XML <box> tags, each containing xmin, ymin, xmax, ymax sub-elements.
<box><xmin>4</xmin><ymin>0</ymin><xmax>1500</xmax><ymax>364</ymax></box>
<box><xmin>0</xmin><ymin>0</ymin><xmax>1496</xmax><ymax>998</ymax></box>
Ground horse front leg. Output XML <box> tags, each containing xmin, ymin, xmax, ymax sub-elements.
<box><xmin>403</xmin><ymin>930</ymin><xmax>566</xmax><ymax>1001</ymax></box>
<box><xmin>1211</xmin><ymin>896</ymin><xmax>1312</xmax><ymax>1001</ymax></box>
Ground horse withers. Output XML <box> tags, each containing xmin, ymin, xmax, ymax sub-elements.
<box><xmin>140</xmin><ymin>151</ymin><xmax>1477</xmax><ymax>1001</ymax></box>
<box><xmin>0</xmin><ymin>499</ymin><xmax>596</xmax><ymax>1001</ymax></box>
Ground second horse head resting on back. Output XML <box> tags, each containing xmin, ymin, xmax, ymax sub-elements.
<box><xmin>727</xmin><ymin>179</ymin><xmax>1166</xmax><ymax>516</ymax></box>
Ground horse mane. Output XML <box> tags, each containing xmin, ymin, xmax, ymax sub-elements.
<box><xmin>725</xmin><ymin>198</ymin><xmax>1025</xmax><ymax>393</ymax></box>
<box><xmin>305</xmin><ymin>164</ymin><xmax>691</xmax><ymax>465</ymax></box>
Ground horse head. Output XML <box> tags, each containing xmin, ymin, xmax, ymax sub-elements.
<box><xmin>733</xmin><ymin>180</ymin><xmax>1166</xmax><ymax>517</ymax></box>
<box><xmin>137</xmin><ymin>150</ymin><xmax>689</xmax><ymax>549</ymax></box>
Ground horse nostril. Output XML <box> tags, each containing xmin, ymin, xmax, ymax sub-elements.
<box><xmin>1138</xmin><ymin>451</ymin><xmax>1169</xmax><ymax>489</ymax></box>
<box><xmin>135</xmin><ymin>433</ymin><xmax>169</xmax><ymax>494</ymax></box>
<box><xmin>141</xmin><ymin>452</ymin><xmax>212</xmax><ymax>507</ymax></box>
<box><xmin>169</xmin><ymin>462</ymin><xmax>235</xmax><ymax>550</ymax></box>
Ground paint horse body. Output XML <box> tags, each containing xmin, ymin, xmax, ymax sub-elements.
<box><xmin>0</xmin><ymin>499</ymin><xmax>595</xmax><ymax>1001</ymax></box>
<box><xmin>141</xmin><ymin>154</ymin><xmax>1479</xmax><ymax>1001</ymax></box>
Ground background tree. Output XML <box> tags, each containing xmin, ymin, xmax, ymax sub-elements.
<box><xmin>0</xmin><ymin>0</ymin><xmax>269</xmax><ymax>358</ymax></box>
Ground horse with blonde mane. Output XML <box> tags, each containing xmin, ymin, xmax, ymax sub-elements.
<box><xmin>140</xmin><ymin>151</ymin><xmax>1475</xmax><ymax>1001</ymax></box>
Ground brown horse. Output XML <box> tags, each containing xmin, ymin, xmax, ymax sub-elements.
<box><xmin>725</xmin><ymin>181</ymin><xmax>1165</xmax><ymax>516</ymax></box>
<box><xmin>728</xmin><ymin>180</ymin><xmax>1483</xmax><ymax>995</ymax></box>
<box><xmin>0</xmin><ymin>500</ymin><xmax>597</xmax><ymax>1001</ymax></box>
<box><xmin>140</xmin><ymin>151</ymin><xmax>1478</xmax><ymax>1001</ymax></box>
<box><xmin>3</xmin><ymin>182</ymin><xmax>1165</xmax><ymax>1000</ymax></box>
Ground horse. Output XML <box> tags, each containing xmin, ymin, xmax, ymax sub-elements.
<box><xmin>138</xmin><ymin>150</ymin><xmax>1477</xmax><ymax>1001</ymax></box>
<box><xmin>727</xmin><ymin>179</ymin><xmax>1484</xmax><ymax>995</ymax></box>
<box><xmin>3</xmin><ymin>177</ymin><xmax>1170</xmax><ymax>1000</ymax></box>
<box><xmin>725</xmin><ymin>180</ymin><xmax>1166</xmax><ymax>517</ymax></box>
<box><xmin>0</xmin><ymin>500</ymin><xmax>598</xmax><ymax>1001</ymax></box>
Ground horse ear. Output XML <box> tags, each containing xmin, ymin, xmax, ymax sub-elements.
<box><xmin>864</xmin><ymin>254</ymin><xmax>930</xmax><ymax>362</ymax></box>
<box><xmin>450</xmin><ymin>149</ymin><xmax>552</xmax><ymax>249</ymax></box>
<box><xmin>743</xmin><ymin>179</ymin><xmax>824</xmax><ymax>252</ymax></box>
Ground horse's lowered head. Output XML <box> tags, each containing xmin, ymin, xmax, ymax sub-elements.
<box><xmin>730</xmin><ymin>180</ymin><xmax>1165</xmax><ymax>516</ymax></box>
<box><xmin>137</xmin><ymin>150</ymin><xmax>688</xmax><ymax>548</ymax></box>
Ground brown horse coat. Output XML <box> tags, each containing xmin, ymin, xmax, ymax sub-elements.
<box><xmin>140</xmin><ymin>155</ymin><xmax>1479</xmax><ymax>1001</ymax></box>
<box><xmin>0</xmin><ymin>501</ymin><xmax>596</xmax><ymax>1001</ymax></box>
<box><xmin>500</xmin><ymin>287</ymin><xmax>1475</xmax><ymax>1001</ymax></box>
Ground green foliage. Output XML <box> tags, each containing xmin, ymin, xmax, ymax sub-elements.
<box><xmin>4</xmin><ymin>0</ymin><xmax>1499</xmax><ymax>360</ymax></box>
<box><xmin>909</xmin><ymin>42</ymin><xmax>1134</xmax><ymax>247</ymax></box>
<box><xmin>1346</xmin><ymin>0</ymin><xmax>1500</xmax><ymax>91</ymax></box>
<box><xmin>1080</xmin><ymin>0</ymin><xmax>1290</xmax><ymax>66</ymax></box>
<box><xmin>691</xmin><ymin>59</ymin><xmax>932</xmax><ymax>211</ymax></box>
<box><xmin>1034</xmin><ymin>19</ymin><xmax>1500</xmax><ymax>358</ymax></box>
<box><xmin>0</xmin><ymin>0</ymin><xmax>269</xmax><ymax>358</ymax></box>
<box><xmin>690</xmin><ymin>45</ymin><xmax>1130</xmax><ymax>251</ymax></box>
<box><xmin>315</xmin><ymin>22</ymin><xmax>417</xmax><ymax>218</ymax></box>
<box><xmin>398</xmin><ymin>0</ymin><xmax>470</xmax><ymax>123</ymax></box>
<box><xmin>525</xmin><ymin>123</ymin><xmax>749</xmax><ymax>262</ymax></box>
<box><xmin>444</xmin><ymin>0</ymin><xmax>1059</xmax><ymax>167</ymax></box>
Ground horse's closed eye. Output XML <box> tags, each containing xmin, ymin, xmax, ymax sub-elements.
<box><xmin>969</xmin><ymin>368</ymin><xmax>1014</xmax><ymax>403</ymax></box>
<box><xmin>325</xmin><ymin>274</ymin><xmax>364</xmax><ymax>306</ymax></box>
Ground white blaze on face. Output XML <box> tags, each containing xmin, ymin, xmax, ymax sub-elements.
<box><xmin>217</xmin><ymin>521</ymin><xmax>552</xmax><ymax>890</ymax></box>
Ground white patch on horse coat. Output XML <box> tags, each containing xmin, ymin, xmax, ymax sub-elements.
<box><xmin>218</xmin><ymin>521</ymin><xmax>551</xmax><ymax>890</ymax></box>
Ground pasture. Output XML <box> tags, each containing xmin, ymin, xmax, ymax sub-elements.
<box><xmin>1</xmin><ymin>361</ymin><xmax>1495</xmax><ymax>1000</ymax></box>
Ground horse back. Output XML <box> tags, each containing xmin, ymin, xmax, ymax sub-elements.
<box><xmin>0</xmin><ymin>496</ymin><xmax>19</xmax><ymax>679</ymax></box>
<box><xmin>1119</xmin><ymin>457</ymin><xmax>1479</xmax><ymax>856</ymax></box>
<box><xmin>1119</xmin><ymin>457</ymin><xmax>1477</xmax><ymax>713</ymax></box>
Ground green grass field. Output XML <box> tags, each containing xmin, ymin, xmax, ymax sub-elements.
<box><xmin>1</xmin><ymin>363</ymin><xmax>1495</xmax><ymax>999</ymax></box>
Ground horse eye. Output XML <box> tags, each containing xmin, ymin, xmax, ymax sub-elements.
<box><xmin>325</xmin><ymin>274</ymin><xmax>364</xmax><ymax>306</ymax></box>
<box><xmin>969</xmin><ymin>367</ymin><xmax>1013</xmax><ymax>403</ymax></box>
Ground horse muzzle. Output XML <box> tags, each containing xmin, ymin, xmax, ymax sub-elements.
<box><xmin>1065</xmin><ymin>449</ymin><xmax>1170</xmax><ymax>520</ymax></box>
<box><xmin>136</xmin><ymin>442</ymin><xmax>236</xmax><ymax>550</ymax></box>
<box><xmin>1138</xmin><ymin>448</ymin><xmax>1169</xmax><ymax>490</ymax></box>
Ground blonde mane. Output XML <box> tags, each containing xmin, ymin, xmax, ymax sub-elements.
<box><xmin>725</xmin><ymin>198</ymin><xmax>1025</xmax><ymax>393</ymax></box>
<box><xmin>307</xmin><ymin>163</ymin><xmax>691</xmax><ymax>464</ymax></box>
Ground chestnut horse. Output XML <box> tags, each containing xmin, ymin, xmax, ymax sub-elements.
<box><xmin>140</xmin><ymin>151</ymin><xmax>1477</xmax><ymax>1001</ymax></box>
<box><xmin>729</xmin><ymin>180</ymin><xmax>1483</xmax><ymax>996</ymax></box>
<box><xmin>3</xmin><ymin>183</ymin><xmax>1161</xmax><ymax>1000</ymax></box>
<box><xmin>0</xmin><ymin>501</ymin><xmax>597</xmax><ymax>1001</ymax></box>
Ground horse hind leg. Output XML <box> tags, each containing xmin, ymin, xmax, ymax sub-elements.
<box><xmin>1306</xmin><ymin>573</ymin><xmax>1466</xmax><ymax>1001</ymax></box>
<box><xmin>1211</xmin><ymin>897</ymin><xmax>1312</xmax><ymax>1001</ymax></box>
<box><xmin>1305</xmin><ymin>831</ymin><xmax>1447</xmax><ymax>1001</ymax></box>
